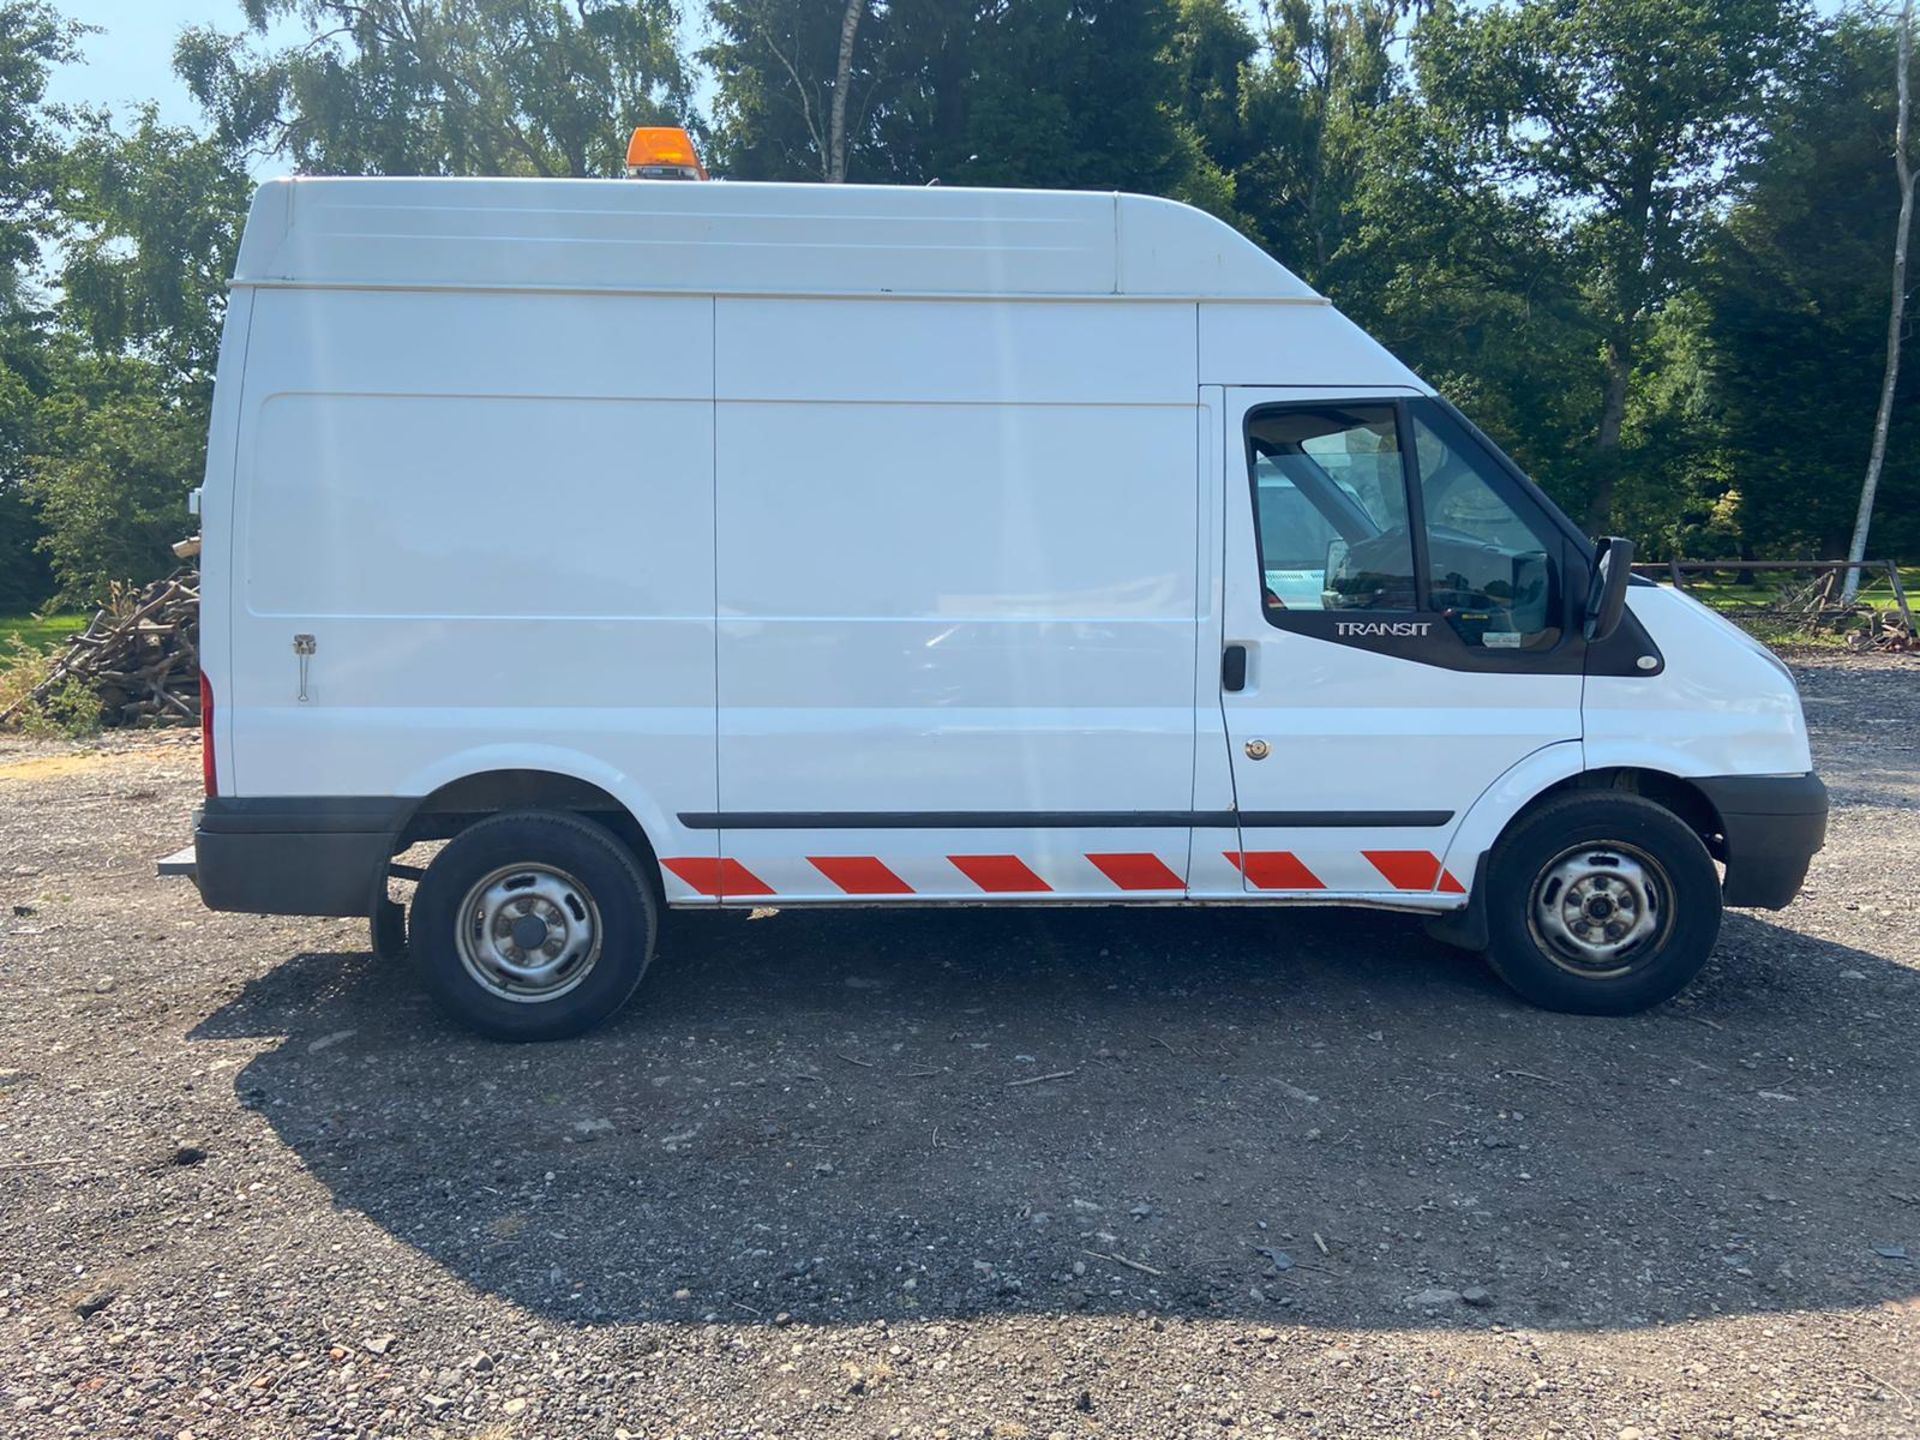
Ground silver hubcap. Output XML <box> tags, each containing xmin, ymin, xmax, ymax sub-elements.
<box><xmin>1528</xmin><ymin>842</ymin><xmax>1670</xmax><ymax>978</ymax></box>
<box><xmin>455</xmin><ymin>863</ymin><xmax>602</xmax><ymax>1003</ymax></box>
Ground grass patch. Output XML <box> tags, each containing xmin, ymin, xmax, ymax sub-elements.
<box><xmin>0</xmin><ymin>612</ymin><xmax>86</xmax><ymax>655</ymax></box>
<box><xmin>0</xmin><ymin>613</ymin><xmax>101</xmax><ymax>735</ymax></box>
<box><xmin>1671</xmin><ymin>566</ymin><xmax>1916</xmax><ymax>611</ymax></box>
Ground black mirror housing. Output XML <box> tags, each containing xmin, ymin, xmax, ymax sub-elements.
<box><xmin>1584</xmin><ymin>536</ymin><xmax>1635</xmax><ymax>642</ymax></box>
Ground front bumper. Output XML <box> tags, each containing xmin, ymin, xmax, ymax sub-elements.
<box><xmin>190</xmin><ymin>797</ymin><xmax>406</xmax><ymax>917</ymax></box>
<box><xmin>1695</xmin><ymin>772</ymin><xmax>1828</xmax><ymax>910</ymax></box>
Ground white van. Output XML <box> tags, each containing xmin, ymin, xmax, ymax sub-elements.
<box><xmin>178</xmin><ymin>172</ymin><xmax>1827</xmax><ymax>1039</ymax></box>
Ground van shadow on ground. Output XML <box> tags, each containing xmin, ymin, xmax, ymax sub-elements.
<box><xmin>192</xmin><ymin>904</ymin><xmax>1920</xmax><ymax>1332</ymax></box>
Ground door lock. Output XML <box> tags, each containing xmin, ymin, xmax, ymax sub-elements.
<box><xmin>293</xmin><ymin>633</ymin><xmax>316</xmax><ymax>703</ymax></box>
<box><xmin>1244</xmin><ymin>739</ymin><xmax>1271</xmax><ymax>761</ymax></box>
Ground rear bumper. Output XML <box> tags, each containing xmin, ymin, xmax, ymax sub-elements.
<box><xmin>191</xmin><ymin>797</ymin><xmax>406</xmax><ymax>917</ymax></box>
<box><xmin>1695</xmin><ymin>772</ymin><xmax>1828</xmax><ymax>910</ymax></box>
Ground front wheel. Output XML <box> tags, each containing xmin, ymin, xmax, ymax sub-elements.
<box><xmin>410</xmin><ymin>810</ymin><xmax>657</xmax><ymax>1040</ymax></box>
<box><xmin>1484</xmin><ymin>792</ymin><xmax>1722</xmax><ymax>1015</ymax></box>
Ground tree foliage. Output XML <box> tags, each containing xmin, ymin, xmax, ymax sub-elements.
<box><xmin>19</xmin><ymin>108</ymin><xmax>252</xmax><ymax>603</ymax></box>
<box><xmin>59</xmin><ymin>105</ymin><xmax>251</xmax><ymax>383</ymax></box>
<box><xmin>1695</xmin><ymin>15</ymin><xmax>1919</xmax><ymax>559</ymax></box>
<box><xmin>25</xmin><ymin>346</ymin><xmax>209</xmax><ymax>601</ymax></box>
<box><xmin>1414</xmin><ymin>0</ymin><xmax>1809</xmax><ymax>530</ymax></box>
<box><xmin>177</xmin><ymin>0</ymin><xmax>693</xmax><ymax>177</ymax></box>
<box><xmin>706</xmin><ymin>0</ymin><xmax>1223</xmax><ymax>204</ymax></box>
<box><xmin>1168</xmin><ymin>1</ymin><xmax>1407</xmax><ymax>278</ymax></box>
<box><xmin>0</xmin><ymin>0</ymin><xmax>1914</xmax><ymax>616</ymax></box>
<box><xmin>0</xmin><ymin>0</ymin><xmax>77</xmax><ymax>310</ymax></box>
<box><xmin>705</xmin><ymin>0</ymin><xmax>882</xmax><ymax>182</ymax></box>
<box><xmin>0</xmin><ymin>0</ymin><xmax>79</xmax><ymax>611</ymax></box>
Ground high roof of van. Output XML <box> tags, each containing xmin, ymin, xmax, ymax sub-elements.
<box><xmin>231</xmin><ymin>177</ymin><xmax>1323</xmax><ymax>303</ymax></box>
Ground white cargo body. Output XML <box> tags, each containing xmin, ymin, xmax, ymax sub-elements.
<box><xmin>184</xmin><ymin>175</ymin><xmax>1827</xmax><ymax>1038</ymax></box>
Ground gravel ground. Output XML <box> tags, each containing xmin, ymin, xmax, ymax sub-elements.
<box><xmin>2</xmin><ymin>654</ymin><xmax>1917</xmax><ymax>1440</ymax></box>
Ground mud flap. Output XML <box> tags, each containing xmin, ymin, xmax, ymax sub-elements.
<box><xmin>1424</xmin><ymin>851</ymin><xmax>1490</xmax><ymax>952</ymax></box>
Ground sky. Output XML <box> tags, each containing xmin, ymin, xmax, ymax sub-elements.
<box><xmin>52</xmin><ymin>3</ymin><xmax>289</xmax><ymax>128</ymax></box>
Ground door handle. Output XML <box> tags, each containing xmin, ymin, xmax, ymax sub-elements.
<box><xmin>1222</xmin><ymin>643</ymin><xmax>1248</xmax><ymax>692</ymax></box>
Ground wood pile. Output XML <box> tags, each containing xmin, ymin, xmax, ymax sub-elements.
<box><xmin>1847</xmin><ymin>607</ymin><xmax>1916</xmax><ymax>654</ymax></box>
<box><xmin>1</xmin><ymin>568</ymin><xmax>202</xmax><ymax>728</ymax></box>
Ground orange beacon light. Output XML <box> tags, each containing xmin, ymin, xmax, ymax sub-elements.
<box><xmin>625</xmin><ymin>127</ymin><xmax>708</xmax><ymax>181</ymax></box>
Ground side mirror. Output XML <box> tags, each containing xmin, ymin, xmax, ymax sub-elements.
<box><xmin>1584</xmin><ymin>536</ymin><xmax>1635</xmax><ymax>642</ymax></box>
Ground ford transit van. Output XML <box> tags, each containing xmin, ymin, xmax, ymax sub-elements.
<box><xmin>176</xmin><ymin>172</ymin><xmax>1827</xmax><ymax>1038</ymax></box>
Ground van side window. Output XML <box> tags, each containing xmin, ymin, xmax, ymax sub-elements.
<box><xmin>1410</xmin><ymin>406</ymin><xmax>1561</xmax><ymax>650</ymax></box>
<box><xmin>1246</xmin><ymin>406</ymin><xmax>1417</xmax><ymax>613</ymax></box>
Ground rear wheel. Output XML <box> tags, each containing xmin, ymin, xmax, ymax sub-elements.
<box><xmin>1484</xmin><ymin>792</ymin><xmax>1721</xmax><ymax>1015</ymax></box>
<box><xmin>410</xmin><ymin>810</ymin><xmax>656</xmax><ymax>1040</ymax></box>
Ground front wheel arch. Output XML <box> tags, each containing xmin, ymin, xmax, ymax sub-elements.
<box><xmin>1430</xmin><ymin>767</ymin><xmax>1725</xmax><ymax>954</ymax></box>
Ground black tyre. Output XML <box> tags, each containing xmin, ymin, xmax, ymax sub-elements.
<box><xmin>409</xmin><ymin>810</ymin><xmax>657</xmax><ymax>1041</ymax></box>
<box><xmin>1484</xmin><ymin>792</ymin><xmax>1721</xmax><ymax>1015</ymax></box>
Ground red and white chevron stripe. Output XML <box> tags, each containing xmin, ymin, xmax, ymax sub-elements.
<box><xmin>662</xmin><ymin>849</ymin><xmax>1464</xmax><ymax>899</ymax></box>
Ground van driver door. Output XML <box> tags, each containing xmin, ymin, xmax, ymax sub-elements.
<box><xmin>1204</xmin><ymin>387</ymin><xmax>1586</xmax><ymax>900</ymax></box>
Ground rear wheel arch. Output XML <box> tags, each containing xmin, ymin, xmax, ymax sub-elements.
<box><xmin>395</xmin><ymin>768</ymin><xmax>662</xmax><ymax>882</ymax></box>
<box><xmin>369</xmin><ymin>769</ymin><xmax>666</xmax><ymax>960</ymax></box>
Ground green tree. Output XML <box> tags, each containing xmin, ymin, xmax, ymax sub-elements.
<box><xmin>1609</xmin><ymin>293</ymin><xmax>1735</xmax><ymax>561</ymax></box>
<box><xmin>25</xmin><ymin>346</ymin><xmax>206</xmax><ymax>602</ymax></box>
<box><xmin>58</xmin><ymin>105</ymin><xmax>251</xmax><ymax>382</ymax></box>
<box><xmin>0</xmin><ymin>331</ymin><xmax>49</xmax><ymax>611</ymax></box>
<box><xmin>708</xmin><ymin>0</ymin><xmax>1227</xmax><ymax>204</ymax></box>
<box><xmin>1166</xmin><ymin>0</ymin><xmax>1257</xmax><ymax>168</ymax></box>
<box><xmin>1162</xmin><ymin>0</ymin><xmax>1614</xmax><ymax>524</ymax></box>
<box><xmin>705</xmin><ymin>0</ymin><xmax>889</xmax><ymax>181</ymax></box>
<box><xmin>0</xmin><ymin>0</ymin><xmax>81</xmax><ymax>613</ymax></box>
<box><xmin>178</xmin><ymin>0</ymin><xmax>694</xmax><ymax>178</ymax></box>
<box><xmin>24</xmin><ymin>107</ymin><xmax>251</xmax><ymax>602</ymax></box>
<box><xmin>1841</xmin><ymin>0</ymin><xmax>1913</xmax><ymax>597</ymax></box>
<box><xmin>1695</xmin><ymin>13</ymin><xmax>1919</xmax><ymax>559</ymax></box>
<box><xmin>1333</xmin><ymin>92</ymin><xmax>1602</xmax><ymax>511</ymax></box>
<box><xmin>0</xmin><ymin>0</ymin><xmax>77</xmax><ymax>311</ymax></box>
<box><xmin>1418</xmin><ymin>0</ymin><xmax>1808</xmax><ymax>532</ymax></box>
<box><xmin>1225</xmin><ymin>0</ymin><xmax>1407</xmax><ymax>282</ymax></box>
<box><xmin>951</xmin><ymin>0</ymin><xmax>1194</xmax><ymax>193</ymax></box>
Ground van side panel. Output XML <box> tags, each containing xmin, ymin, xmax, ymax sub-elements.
<box><xmin>226</xmin><ymin>287</ymin><xmax>719</xmax><ymax>895</ymax></box>
<box><xmin>712</xmin><ymin>298</ymin><xmax>1199</xmax><ymax>900</ymax></box>
<box><xmin>1198</xmin><ymin>302</ymin><xmax>1429</xmax><ymax>390</ymax></box>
